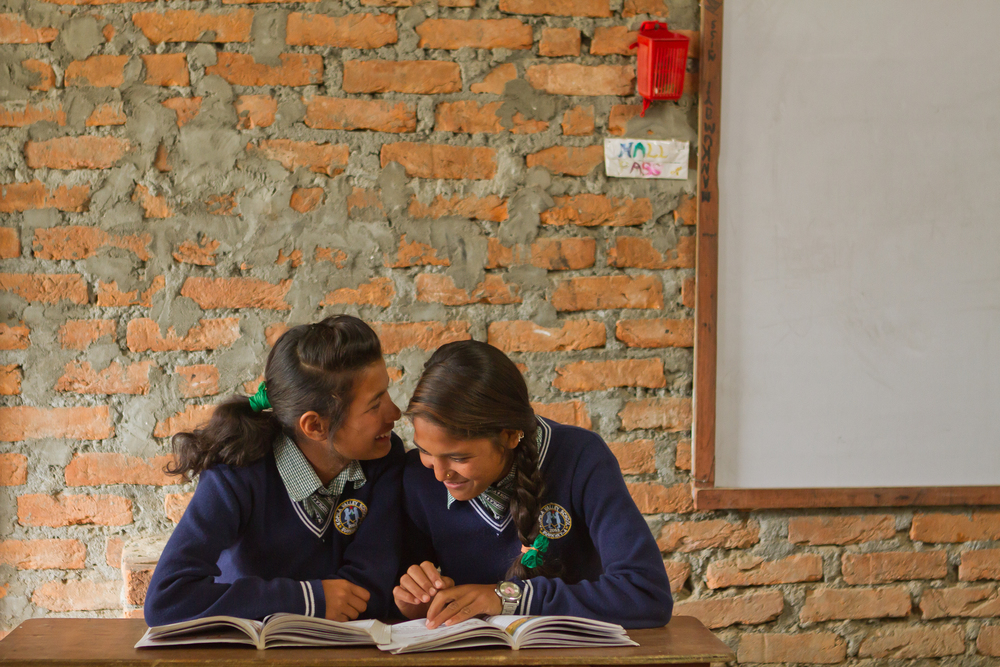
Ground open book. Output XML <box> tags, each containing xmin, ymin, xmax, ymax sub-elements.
<box><xmin>135</xmin><ymin>613</ymin><xmax>391</xmax><ymax>650</ymax></box>
<box><xmin>380</xmin><ymin>615</ymin><xmax>638</xmax><ymax>653</ymax></box>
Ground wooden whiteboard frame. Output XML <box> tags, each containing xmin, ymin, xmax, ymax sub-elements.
<box><xmin>691</xmin><ymin>0</ymin><xmax>1000</xmax><ymax>510</ymax></box>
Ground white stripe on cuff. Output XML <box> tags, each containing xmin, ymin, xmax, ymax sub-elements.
<box><xmin>518</xmin><ymin>581</ymin><xmax>533</xmax><ymax>615</ymax></box>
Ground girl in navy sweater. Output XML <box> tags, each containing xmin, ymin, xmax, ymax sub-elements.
<box><xmin>395</xmin><ymin>341</ymin><xmax>673</xmax><ymax>629</ymax></box>
<box><xmin>145</xmin><ymin>315</ymin><xmax>404</xmax><ymax>625</ymax></box>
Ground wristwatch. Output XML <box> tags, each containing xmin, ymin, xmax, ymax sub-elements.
<box><xmin>495</xmin><ymin>580</ymin><xmax>522</xmax><ymax>615</ymax></box>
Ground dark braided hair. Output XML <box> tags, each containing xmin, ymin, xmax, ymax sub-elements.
<box><xmin>406</xmin><ymin>340</ymin><xmax>559</xmax><ymax>580</ymax></box>
<box><xmin>167</xmin><ymin>315</ymin><xmax>382</xmax><ymax>480</ymax></box>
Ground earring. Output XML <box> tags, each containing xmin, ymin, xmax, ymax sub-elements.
<box><xmin>517</xmin><ymin>431</ymin><xmax>524</xmax><ymax>443</ymax></box>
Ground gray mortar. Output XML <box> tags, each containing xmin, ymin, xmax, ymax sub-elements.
<box><xmin>56</xmin><ymin>17</ymin><xmax>103</xmax><ymax>63</ymax></box>
<box><xmin>250</xmin><ymin>10</ymin><xmax>287</xmax><ymax>68</ymax></box>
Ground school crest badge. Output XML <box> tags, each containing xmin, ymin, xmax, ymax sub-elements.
<box><xmin>334</xmin><ymin>499</ymin><xmax>368</xmax><ymax>535</ymax></box>
<box><xmin>538</xmin><ymin>503</ymin><xmax>571</xmax><ymax>539</ymax></box>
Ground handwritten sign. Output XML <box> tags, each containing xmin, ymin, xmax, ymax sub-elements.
<box><xmin>604</xmin><ymin>139</ymin><xmax>689</xmax><ymax>179</ymax></box>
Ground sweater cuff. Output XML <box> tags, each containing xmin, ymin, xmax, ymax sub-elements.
<box><xmin>302</xmin><ymin>580</ymin><xmax>324</xmax><ymax>617</ymax></box>
<box><xmin>513</xmin><ymin>578</ymin><xmax>535</xmax><ymax>615</ymax></box>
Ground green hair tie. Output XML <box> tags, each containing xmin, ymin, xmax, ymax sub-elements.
<box><xmin>248</xmin><ymin>382</ymin><xmax>271</xmax><ymax>413</ymax></box>
<box><xmin>519</xmin><ymin>534</ymin><xmax>550</xmax><ymax>569</ymax></box>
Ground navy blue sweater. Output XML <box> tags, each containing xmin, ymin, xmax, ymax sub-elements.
<box><xmin>402</xmin><ymin>419</ymin><xmax>673</xmax><ymax>628</ymax></box>
<box><xmin>145</xmin><ymin>435</ymin><xmax>405</xmax><ymax>625</ymax></box>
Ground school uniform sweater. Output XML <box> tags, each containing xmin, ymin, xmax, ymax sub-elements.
<box><xmin>144</xmin><ymin>434</ymin><xmax>405</xmax><ymax>626</ymax></box>
<box><xmin>402</xmin><ymin>418</ymin><xmax>673</xmax><ymax>628</ymax></box>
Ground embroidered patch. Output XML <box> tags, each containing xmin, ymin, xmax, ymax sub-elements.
<box><xmin>334</xmin><ymin>499</ymin><xmax>368</xmax><ymax>535</ymax></box>
<box><xmin>538</xmin><ymin>503</ymin><xmax>572</xmax><ymax>539</ymax></box>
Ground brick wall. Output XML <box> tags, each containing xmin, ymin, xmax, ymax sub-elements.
<box><xmin>0</xmin><ymin>0</ymin><xmax>997</xmax><ymax>663</ymax></box>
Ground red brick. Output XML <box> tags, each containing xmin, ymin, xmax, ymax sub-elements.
<box><xmin>616</xmin><ymin>318</ymin><xmax>694</xmax><ymax>348</ymax></box>
<box><xmin>608</xmin><ymin>235</ymin><xmax>695</xmax><ymax>269</ymax></box>
<box><xmin>0</xmin><ymin>229</ymin><xmax>16</xmax><ymax>260</ymax></box>
<box><xmin>24</xmin><ymin>136</ymin><xmax>130</xmax><ymax>170</ymax></box>
<box><xmin>316</xmin><ymin>246</ymin><xmax>348</xmax><ymax>267</ymax></box>
<box><xmin>173</xmin><ymin>238</ymin><xmax>220</xmax><ymax>265</ymax></box>
<box><xmin>860</xmin><ymin>625</ymin><xmax>965</xmax><ymax>659</ymax></box>
<box><xmin>322</xmin><ymin>277</ymin><xmax>395</xmax><ymax>308</ymax></box>
<box><xmin>32</xmin><ymin>580</ymin><xmax>120</xmax><ymax>612</ymax></box>
<box><xmin>620</xmin><ymin>397</ymin><xmax>691</xmax><ymax>432</ymax></box>
<box><xmin>622</xmin><ymin>0</ymin><xmax>668</xmax><ymax>17</ymax></box>
<box><xmin>628</xmin><ymin>482</ymin><xmax>693</xmax><ymax>514</ymax></box>
<box><xmin>707</xmin><ymin>554</ymin><xmax>823</xmax><ymax>589</ymax></box>
<box><xmin>64</xmin><ymin>55</ymin><xmax>127</xmax><ymax>87</ymax></box>
<box><xmin>289</xmin><ymin>187</ymin><xmax>324</xmax><ymax>213</ymax></box>
<box><xmin>286</xmin><ymin>12</ymin><xmax>396</xmax><ymax>47</ymax></box>
<box><xmin>175</xmin><ymin>364</ymin><xmax>219</xmax><ymax>398</ymax></box>
<box><xmin>265</xmin><ymin>323</ymin><xmax>289</xmax><ymax>346</ymax></box>
<box><xmin>0</xmin><ymin>273</ymin><xmax>87</xmax><ymax>304</ymax></box>
<box><xmin>591</xmin><ymin>26</ymin><xmax>636</xmax><ymax>56</ymax></box>
<box><xmin>435</xmin><ymin>101</ymin><xmax>547</xmax><ymax>134</ymax></box>
<box><xmin>124</xmin><ymin>566</ymin><xmax>154</xmax><ymax>606</ymax></box>
<box><xmin>0</xmin><ymin>539</ymin><xmax>85</xmax><ymax>569</ymax></box>
<box><xmin>561</xmin><ymin>105</ymin><xmax>594</xmax><ymax>136</ymax></box>
<box><xmin>607</xmin><ymin>439</ymin><xmax>655</xmax><ymax>474</ymax></box>
<box><xmin>539</xmin><ymin>27</ymin><xmax>580</xmax><ymax>56</ymax></box>
<box><xmin>0</xmin><ymin>181</ymin><xmax>89</xmax><ymax>213</ymax></box>
<box><xmin>526</xmin><ymin>64</ymin><xmax>634</xmax><ymax>96</ymax></box>
<box><xmin>738</xmin><ymin>633</ymin><xmax>847</xmax><ymax>665</ymax></box>
<box><xmin>154</xmin><ymin>405</ymin><xmax>216</xmax><ymax>438</ymax></box>
<box><xmin>348</xmin><ymin>188</ymin><xmax>383</xmax><ymax>220</ymax></box>
<box><xmin>911</xmin><ymin>512</ymin><xmax>1000</xmax><ymax>543</ymax></box>
<box><xmin>0</xmin><ymin>453</ymin><xmax>28</xmax><ymax>486</ymax></box>
<box><xmin>132</xmin><ymin>184</ymin><xmax>172</xmax><ymax>218</ymax></box>
<box><xmin>33</xmin><ymin>226</ymin><xmax>151</xmax><ymax>261</ymax></box>
<box><xmin>499</xmin><ymin>0</ymin><xmax>610</xmax><ymax>17</ymax></box>
<box><xmin>680</xmin><ymin>277</ymin><xmax>695</xmax><ymax>309</ymax></box>
<box><xmin>370</xmin><ymin>321</ymin><xmax>471</xmax><ymax>355</ymax></box>
<box><xmin>0</xmin><ymin>13</ymin><xmax>57</xmax><ymax>43</ymax></box>
<box><xmin>531</xmin><ymin>400</ymin><xmax>591</xmax><ymax>429</ymax></box>
<box><xmin>161</xmin><ymin>97</ymin><xmax>202</xmax><ymax>127</ymax></box>
<box><xmin>248</xmin><ymin>139</ymin><xmax>348</xmax><ymax>177</ymax></box>
<box><xmin>410</xmin><ymin>195</ymin><xmax>506</xmax><ymax>222</ymax></box>
<box><xmin>674</xmin><ymin>590</ymin><xmax>783</xmax><ymax>629</ymax></box>
<box><xmin>305</xmin><ymin>97</ymin><xmax>416</xmax><ymax>133</ymax></box>
<box><xmin>96</xmin><ymin>276</ymin><xmax>164</xmax><ymax>307</ymax></box>
<box><xmin>165</xmin><ymin>492</ymin><xmax>193</xmax><ymax>523</ymax></box>
<box><xmin>106</xmin><ymin>537</ymin><xmax>123</xmax><ymax>568</ymax></box>
<box><xmin>0</xmin><ymin>364</ymin><xmax>20</xmax><ymax>395</ymax></box>
<box><xmin>488</xmin><ymin>320</ymin><xmax>605</xmax><ymax>352</ymax></box>
<box><xmin>789</xmin><ymin>514</ymin><xmax>897</xmax><ymax>545</ymax></box>
<box><xmin>551</xmin><ymin>275</ymin><xmax>663</xmax><ymax>311</ymax></box>
<box><xmin>608</xmin><ymin>106</ymin><xmax>642</xmax><ymax>137</ymax></box>
<box><xmin>1</xmin><ymin>406</ymin><xmax>113</xmax><ymax>442</ymax></box>
<box><xmin>142</xmin><ymin>53</ymin><xmax>189</xmax><ymax>86</ymax></box>
<box><xmin>554</xmin><ymin>358</ymin><xmax>664</xmax><ymax>392</ymax></box>
<box><xmin>675</xmin><ymin>439</ymin><xmax>691</xmax><ymax>470</ymax></box>
<box><xmin>0</xmin><ymin>100</ymin><xmax>64</xmax><ymax>126</ymax></box>
<box><xmin>18</xmin><ymin>493</ymin><xmax>131</xmax><ymax>526</ymax></box>
<box><xmin>65</xmin><ymin>453</ymin><xmax>174</xmax><ymax>486</ymax></box>
<box><xmin>665</xmin><ymin>560</ymin><xmax>690</xmax><ymax>593</ymax></box>
<box><xmin>921</xmin><ymin>585</ymin><xmax>1000</xmax><ymax>619</ymax></box>
<box><xmin>181</xmin><ymin>277</ymin><xmax>292</xmax><ymax>310</ymax></box>
<box><xmin>658</xmin><ymin>519</ymin><xmax>759</xmax><ymax>553</ymax></box>
<box><xmin>384</xmin><ymin>235</ymin><xmax>449</xmax><ymax>268</ymax></box>
<box><xmin>132</xmin><ymin>9</ymin><xmax>252</xmax><ymax>43</ymax></box>
<box><xmin>979</xmin><ymin>625</ymin><xmax>1000</xmax><ymax>656</ymax></box>
<box><xmin>0</xmin><ymin>323</ymin><xmax>30</xmax><ymax>350</ymax></box>
<box><xmin>126</xmin><ymin>318</ymin><xmax>240</xmax><ymax>352</ymax></box>
<box><xmin>800</xmin><ymin>586</ymin><xmax>912</xmax><ymax>623</ymax></box>
<box><xmin>22</xmin><ymin>59</ymin><xmax>56</xmax><ymax>91</ymax></box>
<box><xmin>344</xmin><ymin>60</ymin><xmax>461</xmax><ymax>94</ymax></box>
<box><xmin>154</xmin><ymin>142</ymin><xmax>171</xmax><ymax>172</ymax></box>
<box><xmin>55</xmin><ymin>360</ymin><xmax>154</xmax><ymax>395</ymax></box>
<box><xmin>276</xmin><ymin>249</ymin><xmax>302</xmax><ymax>267</ymax></box>
<box><xmin>205</xmin><ymin>191</ymin><xmax>240</xmax><ymax>216</ymax></box>
<box><xmin>416</xmin><ymin>18</ymin><xmax>530</xmax><ymax>50</ymax></box>
<box><xmin>673</xmin><ymin>193</ymin><xmax>697</xmax><ymax>226</ymax></box>
<box><xmin>416</xmin><ymin>274</ymin><xmax>520</xmax><ymax>306</ymax></box>
<box><xmin>206</xmin><ymin>52</ymin><xmax>322</xmax><ymax>86</ymax></box>
<box><xmin>487</xmin><ymin>237</ymin><xmax>595</xmax><ymax>270</ymax></box>
<box><xmin>83</xmin><ymin>102</ymin><xmax>126</xmax><ymax>126</ymax></box>
<box><xmin>542</xmin><ymin>195</ymin><xmax>652</xmax><ymax>227</ymax></box>
<box><xmin>471</xmin><ymin>63</ymin><xmax>516</xmax><ymax>94</ymax></box>
<box><xmin>381</xmin><ymin>142</ymin><xmax>496</xmax><ymax>180</ymax></box>
<box><xmin>961</xmin><ymin>549</ymin><xmax>1000</xmax><ymax>581</ymax></box>
<box><xmin>842</xmin><ymin>551</ymin><xmax>948</xmax><ymax>585</ymax></box>
<box><xmin>233</xmin><ymin>95</ymin><xmax>275</xmax><ymax>129</ymax></box>
<box><xmin>527</xmin><ymin>145</ymin><xmax>603</xmax><ymax>176</ymax></box>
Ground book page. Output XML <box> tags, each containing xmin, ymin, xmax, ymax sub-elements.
<box><xmin>378</xmin><ymin>618</ymin><xmax>510</xmax><ymax>653</ymax></box>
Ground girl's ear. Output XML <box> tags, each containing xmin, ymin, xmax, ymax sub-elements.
<box><xmin>298</xmin><ymin>411</ymin><xmax>330</xmax><ymax>442</ymax></box>
<box><xmin>500</xmin><ymin>429</ymin><xmax>522</xmax><ymax>450</ymax></box>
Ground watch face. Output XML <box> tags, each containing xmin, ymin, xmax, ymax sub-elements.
<box><xmin>498</xmin><ymin>581</ymin><xmax>521</xmax><ymax>599</ymax></box>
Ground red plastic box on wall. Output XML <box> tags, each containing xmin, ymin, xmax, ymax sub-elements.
<box><xmin>631</xmin><ymin>21</ymin><xmax>690</xmax><ymax>116</ymax></box>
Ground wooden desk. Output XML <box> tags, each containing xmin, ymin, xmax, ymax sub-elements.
<box><xmin>0</xmin><ymin>617</ymin><xmax>734</xmax><ymax>667</ymax></box>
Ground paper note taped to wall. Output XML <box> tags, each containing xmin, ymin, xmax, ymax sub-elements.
<box><xmin>604</xmin><ymin>139</ymin><xmax>689</xmax><ymax>179</ymax></box>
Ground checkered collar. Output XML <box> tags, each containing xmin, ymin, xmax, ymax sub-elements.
<box><xmin>273</xmin><ymin>433</ymin><xmax>366</xmax><ymax>504</ymax></box>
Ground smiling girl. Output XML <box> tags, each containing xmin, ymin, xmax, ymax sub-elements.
<box><xmin>395</xmin><ymin>340</ymin><xmax>673</xmax><ymax>629</ymax></box>
<box><xmin>145</xmin><ymin>316</ymin><xmax>403</xmax><ymax>625</ymax></box>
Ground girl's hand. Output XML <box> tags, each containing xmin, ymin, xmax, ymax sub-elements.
<box><xmin>321</xmin><ymin>579</ymin><xmax>370</xmax><ymax>622</ymax></box>
<box><xmin>425</xmin><ymin>584</ymin><xmax>502</xmax><ymax>629</ymax></box>
<box><xmin>393</xmin><ymin>561</ymin><xmax>453</xmax><ymax>619</ymax></box>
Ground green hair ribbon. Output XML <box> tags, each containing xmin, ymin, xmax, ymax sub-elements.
<box><xmin>519</xmin><ymin>534</ymin><xmax>550</xmax><ymax>568</ymax></box>
<box><xmin>248</xmin><ymin>382</ymin><xmax>271</xmax><ymax>412</ymax></box>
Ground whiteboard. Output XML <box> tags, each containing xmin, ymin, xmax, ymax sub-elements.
<box><xmin>713</xmin><ymin>0</ymin><xmax>1000</xmax><ymax>489</ymax></box>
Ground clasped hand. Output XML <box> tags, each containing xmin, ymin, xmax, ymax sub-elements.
<box><xmin>321</xmin><ymin>579</ymin><xmax>370</xmax><ymax>622</ymax></box>
<box><xmin>393</xmin><ymin>561</ymin><xmax>501</xmax><ymax>628</ymax></box>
